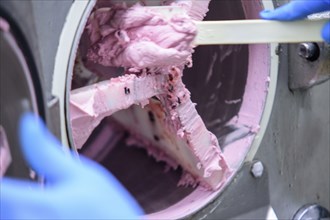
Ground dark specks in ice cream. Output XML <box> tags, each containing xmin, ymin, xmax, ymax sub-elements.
<box><xmin>168</xmin><ymin>84</ymin><xmax>174</xmax><ymax>92</ymax></box>
<box><xmin>148</xmin><ymin>111</ymin><xmax>155</xmax><ymax>123</ymax></box>
<box><xmin>168</xmin><ymin>73</ymin><xmax>174</xmax><ymax>81</ymax></box>
<box><xmin>124</xmin><ymin>87</ymin><xmax>130</xmax><ymax>95</ymax></box>
<box><xmin>153</xmin><ymin>135</ymin><xmax>160</xmax><ymax>142</ymax></box>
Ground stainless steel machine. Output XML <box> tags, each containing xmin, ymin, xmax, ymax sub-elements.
<box><xmin>1</xmin><ymin>0</ymin><xmax>329</xmax><ymax>219</ymax></box>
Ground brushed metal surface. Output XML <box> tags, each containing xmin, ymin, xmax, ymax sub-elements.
<box><xmin>256</xmin><ymin>44</ymin><xmax>330</xmax><ymax>219</ymax></box>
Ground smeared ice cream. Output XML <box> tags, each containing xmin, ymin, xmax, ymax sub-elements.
<box><xmin>70</xmin><ymin>0</ymin><xmax>230</xmax><ymax>190</ymax></box>
<box><xmin>0</xmin><ymin>17</ymin><xmax>10</xmax><ymax>32</ymax></box>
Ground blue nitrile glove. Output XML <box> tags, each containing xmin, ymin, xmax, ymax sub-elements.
<box><xmin>260</xmin><ymin>0</ymin><xmax>330</xmax><ymax>43</ymax></box>
<box><xmin>0</xmin><ymin>113</ymin><xmax>143</xmax><ymax>220</ymax></box>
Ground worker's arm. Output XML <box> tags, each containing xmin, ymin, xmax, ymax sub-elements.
<box><xmin>0</xmin><ymin>113</ymin><xmax>143</xmax><ymax>220</ymax></box>
<box><xmin>260</xmin><ymin>0</ymin><xmax>330</xmax><ymax>43</ymax></box>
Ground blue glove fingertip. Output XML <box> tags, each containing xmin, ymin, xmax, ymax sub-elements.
<box><xmin>322</xmin><ymin>22</ymin><xmax>330</xmax><ymax>43</ymax></box>
<box><xmin>19</xmin><ymin>113</ymin><xmax>79</xmax><ymax>181</ymax></box>
<box><xmin>259</xmin><ymin>10</ymin><xmax>273</xmax><ymax>19</ymax></box>
<box><xmin>260</xmin><ymin>0</ymin><xmax>330</xmax><ymax>21</ymax></box>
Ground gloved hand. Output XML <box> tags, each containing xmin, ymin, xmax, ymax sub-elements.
<box><xmin>260</xmin><ymin>0</ymin><xmax>330</xmax><ymax>43</ymax></box>
<box><xmin>0</xmin><ymin>113</ymin><xmax>143</xmax><ymax>220</ymax></box>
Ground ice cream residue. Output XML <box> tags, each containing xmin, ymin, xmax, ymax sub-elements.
<box><xmin>0</xmin><ymin>17</ymin><xmax>10</xmax><ymax>32</ymax></box>
<box><xmin>0</xmin><ymin>126</ymin><xmax>12</xmax><ymax>177</ymax></box>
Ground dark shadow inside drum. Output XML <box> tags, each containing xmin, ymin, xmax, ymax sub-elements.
<box><xmin>183</xmin><ymin>0</ymin><xmax>248</xmax><ymax>143</ymax></box>
<box><xmin>78</xmin><ymin>0</ymin><xmax>249</xmax><ymax>214</ymax></box>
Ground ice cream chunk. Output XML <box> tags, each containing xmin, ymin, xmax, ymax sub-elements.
<box><xmin>70</xmin><ymin>0</ymin><xmax>230</xmax><ymax>190</ymax></box>
<box><xmin>85</xmin><ymin>3</ymin><xmax>196</xmax><ymax>69</ymax></box>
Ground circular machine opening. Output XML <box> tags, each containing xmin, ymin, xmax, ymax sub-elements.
<box><xmin>60</xmin><ymin>0</ymin><xmax>276</xmax><ymax>219</ymax></box>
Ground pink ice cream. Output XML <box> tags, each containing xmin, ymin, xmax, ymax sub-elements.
<box><xmin>111</xmin><ymin>67</ymin><xmax>230</xmax><ymax>190</ymax></box>
<box><xmin>85</xmin><ymin>4</ymin><xmax>196</xmax><ymax>69</ymax></box>
<box><xmin>70</xmin><ymin>73</ymin><xmax>168</xmax><ymax>148</ymax></box>
<box><xmin>70</xmin><ymin>0</ymin><xmax>230</xmax><ymax>190</ymax></box>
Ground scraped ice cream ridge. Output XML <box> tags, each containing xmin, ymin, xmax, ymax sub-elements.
<box><xmin>69</xmin><ymin>1</ymin><xmax>271</xmax><ymax>215</ymax></box>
